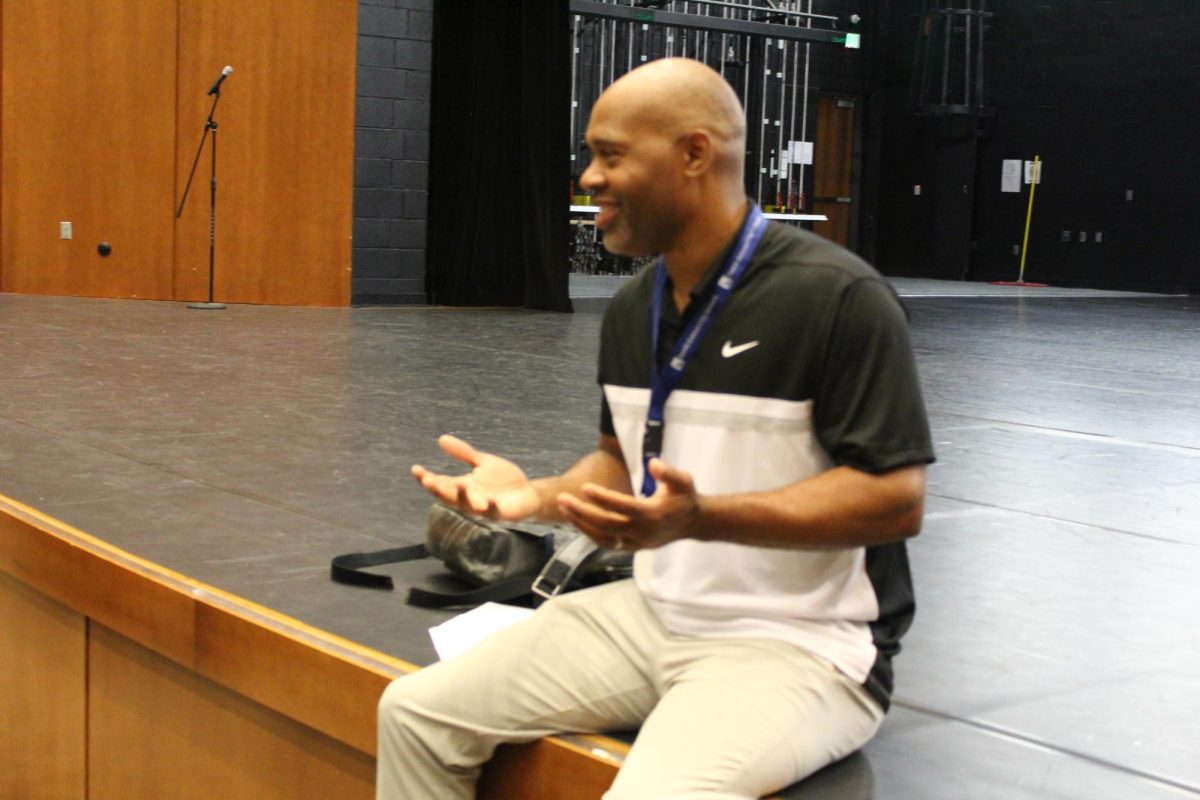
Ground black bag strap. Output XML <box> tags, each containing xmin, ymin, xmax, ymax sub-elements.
<box><xmin>405</xmin><ymin>576</ymin><xmax>535</xmax><ymax>609</ymax></box>
<box><xmin>330</xmin><ymin>543</ymin><xmax>428</xmax><ymax>589</ymax></box>
<box><xmin>532</xmin><ymin>535</ymin><xmax>601</xmax><ymax>602</ymax></box>
<box><xmin>330</xmin><ymin>544</ymin><xmax>536</xmax><ymax>607</ymax></box>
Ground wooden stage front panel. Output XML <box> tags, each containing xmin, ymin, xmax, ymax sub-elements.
<box><xmin>0</xmin><ymin>572</ymin><xmax>87</xmax><ymax>800</ymax></box>
<box><xmin>0</xmin><ymin>493</ymin><xmax>627</xmax><ymax>799</ymax></box>
<box><xmin>88</xmin><ymin>623</ymin><xmax>375</xmax><ymax>799</ymax></box>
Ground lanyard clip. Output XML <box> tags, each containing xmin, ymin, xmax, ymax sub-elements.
<box><xmin>642</xmin><ymin>418</ymin><xmax>664</xmax><ymax>460</ymax></box>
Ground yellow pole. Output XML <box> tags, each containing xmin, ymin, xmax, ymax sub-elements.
<box><xmin>1017</xmin><ymin>155</ymin><xmax>1040</xmax><ymax>283</ymax></box>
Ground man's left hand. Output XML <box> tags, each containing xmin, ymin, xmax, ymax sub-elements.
<box><xmin>555</xmin><ymin>458</ymin><xmax>700</xmax><ymax>551</ymax></box>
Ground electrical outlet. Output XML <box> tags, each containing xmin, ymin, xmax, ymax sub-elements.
<box><xmin>1012</xmin><ymin>244</ymin><xmax>1021</xmax><ymax>256</ymax></box>
<box><xmin>1060</xmin><ymin>230</ymin><xmax>1072</xmax><ymax>242</ymax></box>
<box><xmin>1095</xmin><ymin>232</ymin><xmax>1103</xmax><ymax>243</ymax></box>
<box><xmin>60</xmin><ymin>221</ymin><xmax>72</xmax><ymax>240</ymax></box>
<box><xmin>1079</xmin><ymin>231</ymin><xmax>1088</xmax><ymax>243</ymax></box>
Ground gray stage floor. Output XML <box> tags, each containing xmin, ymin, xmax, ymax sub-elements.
<box><xmin>2</xmin><ymin>280</ymin><xmax>1198</xmax><ymax>799</ymax></box>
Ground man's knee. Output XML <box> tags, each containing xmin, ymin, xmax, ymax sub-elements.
<box><xmin>376</xmin><ymin>673</ymin><xmax>484</xmax><ymax>800</ymax></box>
<box><xmin>377</xmin><ymin>675</ymin><xmax>427</xmax><ymax>758</ymax></box>
<box><xmin>377</xmin><ymin>676</ymin><xmax>412</xmax><ymax>730</ymax></box>
<box><xmin>377</xmin><ymin>672</ymin><xmax>485</xmax><ymax>772</ymax></box>
<box><xmin>377</xmin><ymin>673</ymin><xmax>452</xmax><ymax>749</ymax></box>
<box><xmin>378</xmin><ymin>671</ymin><xmax>455</xmax><ymax>739</ymax></box>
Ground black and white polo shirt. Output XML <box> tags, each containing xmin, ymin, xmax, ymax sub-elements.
<box><xmin>597</xmin><ymin>218</ymin><xmax>935</xmax><ymax>709</ymax></box>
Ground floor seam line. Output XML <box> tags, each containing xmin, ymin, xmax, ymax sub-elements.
<box><xmin>890</xmin><ymin>701</ymin><xmax>1200</xmax><ymax>796</ymax></box>
<box><xmin>923</xmin><ymin>493</ymin><xmax>1200</xmax><ymax>548</ymax></box>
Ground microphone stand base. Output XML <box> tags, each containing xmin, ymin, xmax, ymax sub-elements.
<box><xmin>187</xmin><ymin>302</ymin><xmax>227</xmax><ymax>310</ymax></box>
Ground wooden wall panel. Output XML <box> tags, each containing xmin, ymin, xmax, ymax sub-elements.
<box><xmin>0</xmin><ymin>0</ymin><xmax>355</xmax><ymax>306</ymax></box>
<box><xmin>0</xmin><ymin>0</ymin><xmax>177</xmax><ymax>299</ymax></box>
<box><xmin>174</xmin><ymin>0</ymin><xmax>356</xmax><ymax>306</ymax></box>
<box><xmin>89</xmin><ymin>623</ymin><xmax>375</xmax><ymax>800</ymax></box>
<box><xmin>0</xmin><ymin>572</ymin><xmax>87</xmax><ymax>800</ymax></box>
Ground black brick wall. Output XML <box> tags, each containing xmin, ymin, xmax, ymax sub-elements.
<box><xmin>353</xmin><ymin>0</ymin><xmax>434</xmax><ymax>305</ymax></box>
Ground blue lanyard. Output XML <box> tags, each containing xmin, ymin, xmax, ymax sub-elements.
<box><xmin>641</xmin><ymin>205</ymin><xmax>768</xmax><ymax>497</ymax></box>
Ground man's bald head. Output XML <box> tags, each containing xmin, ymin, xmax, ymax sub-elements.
<box><xmin>580</xmin><ymin>58</ymin><xmax>751</xmax><ymax>261</ymax></box>
<box><xmin>593</xmin><ymin>58</ymin><xmax>746</xmax><ymax>182</ymax></box>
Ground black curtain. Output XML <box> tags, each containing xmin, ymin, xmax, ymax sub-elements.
<box><xmin>426</xmin><ymin>0</ymin><xmax>571</xmax><ymax>310</ymax></box>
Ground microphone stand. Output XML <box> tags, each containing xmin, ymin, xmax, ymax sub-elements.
<box><xmin>177</xmin><ymin>88</ymin><xmax>226</xmax><ymax>309</ymax></box>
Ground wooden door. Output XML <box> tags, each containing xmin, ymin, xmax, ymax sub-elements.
<box><xmin>811</xmin><ymin>95</ymin><xmax>857</xmax><ymax>248</ymax></box>
<box><xmin>174</xmin><ymin>0</ymin><xmax>356</xmax><ymax>306</ymax></box>
<box><xmin>1</xmin><ymin>0</ymin><xmax>178</xmax><ymax>299</ymax></box>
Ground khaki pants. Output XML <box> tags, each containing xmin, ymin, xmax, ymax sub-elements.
<box><xmin>377</xmin><ymin>580</ymin><xmax>884</xmax><ymax>800</ymax></box>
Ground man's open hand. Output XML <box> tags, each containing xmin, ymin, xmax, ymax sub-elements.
<box><xmin>411</xmin><ymin>435</ymin><xmax>541</xmax><ymax>520</ymax></box>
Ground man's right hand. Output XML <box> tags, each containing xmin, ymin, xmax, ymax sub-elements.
<box><xmin>411</xmin><ymin>434</ymin><xmax>542</xmax><ymax>521</ymax></box>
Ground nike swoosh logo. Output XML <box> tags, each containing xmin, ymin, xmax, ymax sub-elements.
<box><xmin>721</xmin><ymin>340</ymin><xmax>760</xmax><ymax>358</ymax></box>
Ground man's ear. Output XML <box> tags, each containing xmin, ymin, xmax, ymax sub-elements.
<box><xmin>680</xmin><ymin>130</ymin><xmax>714</xmax><ymax>178</ymax></box>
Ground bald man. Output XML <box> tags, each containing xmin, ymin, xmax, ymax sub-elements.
<box><xmin>377</xmin><ymin>58</ymin><xmax>934</xmax><ymax>799</ymax></box>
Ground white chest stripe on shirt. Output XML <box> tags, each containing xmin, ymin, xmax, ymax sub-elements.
<box><xmin>605</xmin><ymin>386</ymin><xmax>814</xmax><ymax>434</ymax></box>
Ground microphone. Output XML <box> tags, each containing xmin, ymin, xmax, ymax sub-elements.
<box><xmin>207</xmin><ymin>66</ymin><xmax>233</xmax><ymax>96</ymax></box>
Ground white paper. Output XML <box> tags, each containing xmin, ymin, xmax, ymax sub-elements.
<box><xmin>1001</xmin><ymin>159</ymin><xmax>1022</xmax><ymax>192</ymax></box>
<box><xmin>1024</xmin><ymin>160</ymin><xmax>1043</xmax><ymax>184</ymax></box>
<box><xmin>428</xmin><ymin>602</ymin><xmax>534</xmax><ymax>661</ymax></box>
<box><xmin>788</xmin><ymin>140</ymin><xmax>813</xmax><ymax>165</ymax></box>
